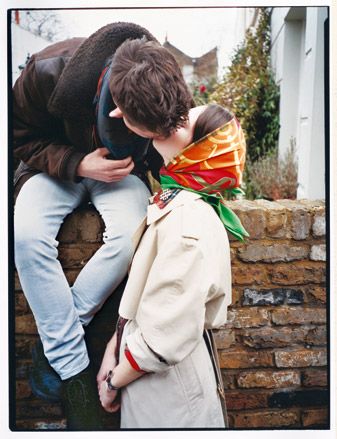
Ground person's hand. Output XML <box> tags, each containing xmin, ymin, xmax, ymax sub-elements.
<box><xmin>77</xmin><ymin>147</ymin><xmax>134</xmax><ymax>182</ymax></box>
<box><xmin>97</xmin><ymin>333</ymin><xmax>117</xmax><ymax>386</ymax></box>
<box><xmin>98</xmin><ymin>379</ymin><xmax>120</xmax><ymax>413</ymax></box>
<box><xmin>97</xmin><ymin>333</ymin><xmax>120</xmax><ymax>412</ymax></box>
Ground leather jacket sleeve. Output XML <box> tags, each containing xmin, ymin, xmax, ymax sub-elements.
<box><xmin>12</xmin><ymin>55</ymin><xmax>86</xmax><ymax>181</ymax></box>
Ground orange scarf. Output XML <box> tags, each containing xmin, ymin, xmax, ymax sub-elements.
<box><xmin>160</xmin><ymin>117</ymin><xmax>249</xmax><ymax>241</ymax></box>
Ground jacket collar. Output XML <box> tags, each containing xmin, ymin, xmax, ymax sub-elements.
<box><xmin>147</xmin><ymin>190</ymin><xmax>201</xmax><ymax>225</ymax></box>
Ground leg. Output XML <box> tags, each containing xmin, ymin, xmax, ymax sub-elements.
<box><xmin>71</xmin><ymin>175</ymin><xmax>150</xmax><ymax>326</ymax></box>
<box><xmin>14</xmin><ymin>173</ymin><xmax>89</xmax><ymax>380</ymax></box>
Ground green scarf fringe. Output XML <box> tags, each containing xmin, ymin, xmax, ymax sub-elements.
<box><xmin>160</xmin><ymin>175</ymin><xmax>249</xmax><ymax>242</ymax></box>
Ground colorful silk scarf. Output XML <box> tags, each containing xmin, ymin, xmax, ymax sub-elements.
<box><xmin>160</xmin><ymin>117</ymin><xmax>249</xmax><ymax>241</ymax></box>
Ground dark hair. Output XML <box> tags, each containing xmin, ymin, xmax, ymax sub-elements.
<box><xmin>193</xmin><ymin>104</ymin><xmax>234</xmax><ymax>143</ymax></box>
<box><xmin>109</xmin><ymin>38</ymin><xmax>194</xmax><ymax>138</ymax></box>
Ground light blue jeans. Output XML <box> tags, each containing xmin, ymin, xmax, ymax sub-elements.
<box><xmin>14</xmin><ymin>173</ymin><xmax>150</xmax><ymax>380</ymax></box>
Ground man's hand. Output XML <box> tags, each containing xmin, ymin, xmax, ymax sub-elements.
<box><xmin>98</xmin><ymin>380</ymin><xmax>120</xmax><ymax>413</ymax></box>
<box><xmin>77</xmin><ymin>147</ymin><xmax>134</xmax><ymax>182</ymax></box>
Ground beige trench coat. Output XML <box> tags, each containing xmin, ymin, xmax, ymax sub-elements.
<box><xmin>118</xmin><ymin>190</ymin><xmax>232</xmax><ymax>428</ymax></box>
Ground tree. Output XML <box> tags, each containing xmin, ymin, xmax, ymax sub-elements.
<box><xmin>210</xmin><ymin>8</ymin><xmax>280</xmax><ymax>163</ymax></box>
<box><xmin>15</xmin><ymin>10</ymin><xmax>65</xmax><ymax>42</ymax></box>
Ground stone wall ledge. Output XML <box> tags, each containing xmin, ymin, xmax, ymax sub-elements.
<box><xmin>56</xmin><ymin>199</ymin><xmax>326</xmax><ymax>243</ymax></box>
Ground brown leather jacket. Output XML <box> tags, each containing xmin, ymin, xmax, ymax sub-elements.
<box><xmin>12</xmin><ymin>22</ymin><xmax>163</xmax><ymax>194</ymax></box>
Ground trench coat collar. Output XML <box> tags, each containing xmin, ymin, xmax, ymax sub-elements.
<box><xmin>147</xmin><ymin>190</ymin><xmax>202</xmax><ymax>225</ymax></box>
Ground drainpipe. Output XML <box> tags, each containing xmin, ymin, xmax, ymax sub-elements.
<box><xmin>14</xmin><ymin>10</ymin><xmax>20</xmax><ymax>25</ymax></box>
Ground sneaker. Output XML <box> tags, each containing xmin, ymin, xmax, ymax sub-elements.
<box><xmin>29</xmin><ymin>339</ymin><xmax>62</xmax><ymax>402</ymax></box>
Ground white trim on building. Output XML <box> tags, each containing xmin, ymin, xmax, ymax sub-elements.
<box><xmin>271</xmin><ymin>6</ymin><xmax>328</xmax><ymax>199</ymax></box>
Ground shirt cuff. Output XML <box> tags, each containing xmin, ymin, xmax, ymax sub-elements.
<box><xmin>59</xmin><ymin>149</ymin><xmax>87</xmax><ymax>182</ymax></box>
<box><xmin>125</xmin><ymin>328</ymin><xmax>172</xmax><ymax>373</ymax></box>
<box><xmin>124</xmin><ymin>346</ymin><xmax>147</xmax><ymax>373</ymax></box>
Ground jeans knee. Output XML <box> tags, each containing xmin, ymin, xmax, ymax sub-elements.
<box><xmin>103</xmin><ymin>232</ymin><xmax>134</xmax><ymax>266</ymax></box>
<box><xmin>14</xmin><ymin>222</ymin><xmax>57</xmax><ymax>269</ymax></box>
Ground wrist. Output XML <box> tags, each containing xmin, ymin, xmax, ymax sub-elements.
<box><xmin>76</xmin><ymin>157</ymin><xmax>87</xmax><ymax>177</ymax></box>
<box><xmin>106</xmin><ymin>370</ymin><xmax>120</xmax><ymax>391</ymax></box>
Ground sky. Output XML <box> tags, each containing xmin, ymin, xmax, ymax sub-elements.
<box><xmin>39</xmin><ymin>7</ymin><xmax>249</xmax><ymax>77</ymax></box>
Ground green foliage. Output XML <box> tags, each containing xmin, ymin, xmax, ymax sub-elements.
<box><xmin>191</xmin><ymin>76</ymin><xmax>218</xmax><ymax>106</ymax></box>
<box><xmin>244</xmin><ymin>139</ymin><xmax>298</xmax><ymax>200</ymax></box>
<box><xmin>210</xmin><ymin>8</ymin><xmax>280</xmax><ymax>163</ymax></box>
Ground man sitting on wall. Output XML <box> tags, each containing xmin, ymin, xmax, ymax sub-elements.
<box><xmin>13</xmin><ymin>22</ymin><xmax>193</xmax><ymax>430</ymax></box>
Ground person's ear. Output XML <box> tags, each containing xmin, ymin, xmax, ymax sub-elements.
<box><xmin>109</xmin><ymin>107</ymin><xmax>123</xmax><ymax>118</ymax></box>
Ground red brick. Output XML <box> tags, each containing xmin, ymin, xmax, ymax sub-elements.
<box><xmin>275</xmin><ymin>348</ymin><xmax>327</xmax><ymax>368</ymax></box>
<box><xmin>307</xmin><ymin>286</ymin><xmax>326</xmax><ymax>304</ymax></box>
<box><xmin>222</xmin><ymin>371</ymin><xmax>237</xmax><ymax>390</ymax></box>
<box><xmin>241</xmin><ymin>326</ymin><xmax>309</xmax><ymax>348</ymax></box>
<box><xmin>302</xmin><ymin>369</ymin><xmax>328</xmax><ymax>387</ymax></box>
<box><xmin>16</xmin><ymin>400</ymin><xmax>63</xmax><ymax>419</ymax></box>
<box><xmin>225</xmin><ymin>390</ymin><xmax>270</xmax><ymax>410</ymax></box>
<box><xmin>227</xmin><ymin>307</ymin><xmax>270</xmax><ymax>328</ymax></box>
<box><xmin>15</xmin><ymin>336</ymin><xmax>37</xmax><ymax>358</ymax></box>
<box><xmin>15</xmin><ymin>314</ymin><xmax>37</xmax><ymax>335</ymax></box>
<box><xmin>230</xmin><ymin>287</ymin><xmax>243</xmax><ymax>306</ymax></box>
<box><xmin>16</xmin><ymin>359</ymin><xmax>32</xmax><ymax>379</ymax></box>
<box><xmin>264</xmin><ymin>202</ymin><xmax>289</xmax><ymax>238</ymax></box>
<box><xmin>276</xmin><ymin>200</ymin><xmax>312</xmax><ymax>240</ymax></box>
<box><xmin>302</xmin><ymin>408</ymin><xmax>328</xmax><ymax>427</ymax></box>
<box><xmin>254</xmin><ymin>199</ymin><xmax>289</xmax><ymax>238</ymax></box>
<box><xmin>231</xmin><ymin>408</ymin><xmax>299</xmax><ymax>428</ymax></box>
<box><xmin>16</xmin><ymin>380</ymin><xmax>32</xmax><ymax>399</ymax></box>
<box><xmin>238</xmin><ymin>243</ymin><xmax>308</xmax><ymax>263</ymax></box>
<box><xmin>78</xmin><ymin>210</ymin><xmax>103</xmax><ymax>242</ymax></box>
<box><xmin>58</xmin><ymin>244</ymin><xmax>100</xmax><ymax>268</ymax></box>
<box><xmin>15</xmin><ymin>292</ymin><xmax>29</xmax><ymax>314</ymax></box>
<box><xmin>232</xmin><ymin>264</ymin><xmax>269</xmax><ymax>285</ymax></box>
<box><xmin>269</xmin><ymin>263</ymin><xmax>326</xmax><ymax>285</ymax></box>
<box><xmin>15</xmin><ymin>273</ymin><xmax>22</xmax><ymax>291</ymax></box>
<box><xmin>213</xmin><ymin>328</ymin><xmax>235</xmax><ymax>349</ymax></box>
<box><xmin>56</xmin><ymin>213</ymin><xmax>79</xmax><ymax>243</ymax></box>
<box><xmin>305</xmin><ymin>325</ymin><xmax>327</xmax><ymax>346</ymax></box>
<box><xmin>227</xmin><ymin>200</ymin><xmax>266</xmax><ymax>239</ymax></box>
<box><xmin>271</xmin><ymin>307</ymin><xmax>326</xmax><ymax>325</ymax></box>
<box><xmin>219</xmin><ymin>349</ymin><xmax>274</xmax><ymax>368</ymax></box>
<box><xmin>237</xmin><ymin>370</ymin><xmax>301</xmax><ymax>389</ymax></box>
<box><xmin>63</xmin><ymin>269</ymin><xmax>80</xmax><ymax>285</ymax></box>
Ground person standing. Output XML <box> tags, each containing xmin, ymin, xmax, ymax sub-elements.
<box><xmin>97</xmin><ymin>104</ymin><xmax>248</xmax><ymax>428</ymax></box>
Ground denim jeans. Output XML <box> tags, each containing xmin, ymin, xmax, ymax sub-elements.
<box><xmin>14</xmin><ymin>173</ymin><xmax>150</xmax><ymax>380</ymax></box>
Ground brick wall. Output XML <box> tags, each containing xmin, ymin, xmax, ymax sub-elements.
<box><xmin>14</xmin><ymin>199</ymin><xmax>328</xmax><ymax>430</ymax></box>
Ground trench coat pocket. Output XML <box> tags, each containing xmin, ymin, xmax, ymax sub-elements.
<box><xmin>173</xmin><ymin>353</ymin><xmax>204</xmax><ymax>415</ymax></box>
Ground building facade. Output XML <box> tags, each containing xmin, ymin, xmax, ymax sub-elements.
<box><xmin>163</xmin><ymin>38</ymin><xmax>218</xmax><ymax>85</ymax></box>
<box><xmin>270</xmin><ymin>7</ymin><xmax>328</xmax><ymax>199</ymax></box>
